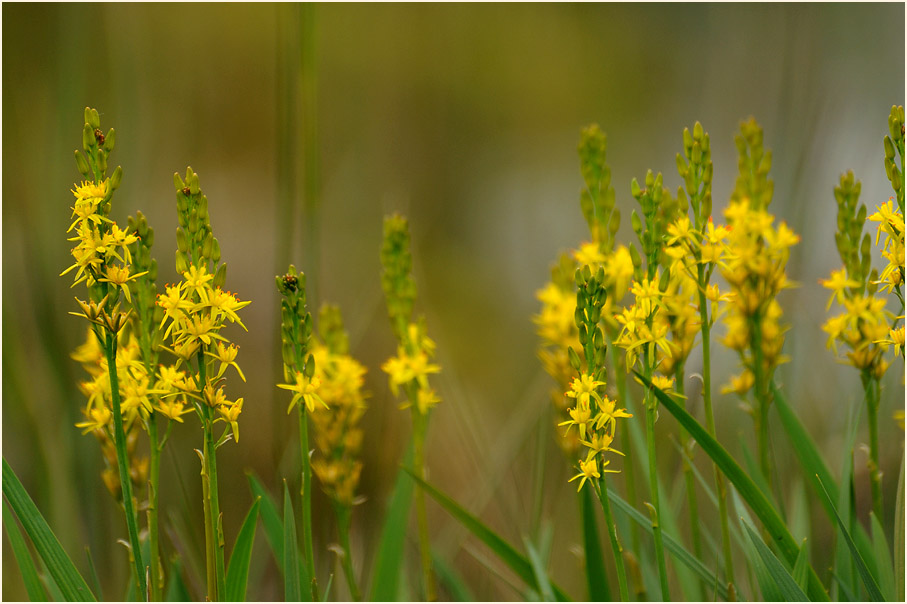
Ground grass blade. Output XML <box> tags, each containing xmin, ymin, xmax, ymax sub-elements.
<box><xmin>792</xmin><ymin>539</ymin><xmax>810</xmax><ymax>594</ymax></box>
<box><xmin>321</xmin><ymin>574</ymin><xmax>334</xmax><ymax>601</ymax></box>
<box><xmin>226</xmin><ymin>497</ymin><xmax>260</xmax><ymax>602</ymax></box>
<box><xmin>247</xmin><ymin>473</ymin><xmax>284</xmax><ymax>574</ymax></box>
<box><xmin>869</xmin><ymin>512</ymin><xmax>895</xmax><ymax>602</ymax></box>
<box><xmin>3</xmin><ymin>498</ymin><xmax>49</xmax><ymax>601</ymax></box>
<box><xmin>404</xmin><ymin>468</ymin><xmax>570</xmax><ymax>601</ymax></box>
<box><xmin>433</xmin><ymin>550</ymin><xmax>476</xmax><ymax>601</ymax></box>
<box><xmin>635</xmin><ymin>373</ymin><xmax>828</xmax><ymax>601</ymax></box>
<box><xmin>742</xmin><ymin>520</ymin><xmax>810</xmax><ymax>601</ymax></box>
<box><xmin>165</xmin><ymin>557</ymin><xmax>191</xmax><ymax>602</ymax></box>
<box><xmin>895</xmin><ymin>457</ymin><xmax>904</xmax><ymax>602</ymax></box>
<box><xmin>283</xmin><ymin>481</ymin><xmax>305</xmax><ymax>602</ymax></box>
<box><xmin>369</xmin><ymin>444</ymin><xmax>415</xmax><ymax>601</ymax></box>
<box><xmin>579</xmin><ymin>487</ymin><xmax>611</xmax><ymax>600</ymax></box>
<box><xmin>816</xmin><ymin>475</ymin><xmax>884</xmax><ymax>601</ymax></box>
<box><xmin>2</xmin><ymin>458</ymin><xmax>95</xmax><ymax>601</ymax></box>
<box><xmin>606</xmin><ymin>486</ymin><xmax>730</xmax><ymax>600</ymax></box>
<box><xmin>524</xmin><ymin>537</ymin><xmax>554</xmax><ymax>602</ymax></box>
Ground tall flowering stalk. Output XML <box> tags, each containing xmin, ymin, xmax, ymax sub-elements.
<box><xmin>616</xmin><ymin>168</ymin><xmax>684</xmax><ymax>600</ymax></box>
<box><xmin>276</xmin><ymin>264</ymin><xmax>324</xmax><ymax>600</ymax></box>
<box><xmin>380</xmin><ymin>215</ymin><xmax>441</xmax><ymax>601</ymax></box>
<box><xmin>560</xmin><ymin>264</ymin><xmax>633</xmax><ymax>600</ymax></box>
<box><xmin>62</xmin><ymin>107</ymin><xmax>148</xmax><ymax>599</ymax></box>
<box><xmin>720</xmin><ymin>119</ymin><xmax>798</xmax><ymax>492</ymax></box>
<box><xmin>310</xmin><ymin>305</ymin><xmax>368</xmax><ymax>600</ymax></box>
<box><xmin>662</xmin><ymin>122</ymin><xmax>736</xmax><ymax>595</ymax></box>
<box><xmin>158</xmin><ymin>168</ymin><xmax>249</xmax><ymax>601</ymax></box>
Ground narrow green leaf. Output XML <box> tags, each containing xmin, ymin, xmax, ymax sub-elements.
<box><xmin>321</xmin><ymin>574</ymin><xmax>334</xmax><ymax>601</ymax></box>
<box><xmin>433</xmin><ymin>550</ymin><xmax>475</xmax><ymax>601</ymax></box>
<box><xmin>834</xmin><ymin>402</ymin><xmax>860</xmax><ymax>599</ymax></box>
<box><xmin>579</xmin><ymin>487</ymin><xmax>611</xmax><ymax>600</ymax></box>
<box><xmin>895</xmin><ymin>457</ymin><xmax>904</xmax><ymax>602</ymax></box>
<box><xmin>369</xmin><ymin>444</ymin><xmax>415</xmax><ymax>601</ymax></box>
<box><xmin>524</xmin><ymin>535</ymin><xmax>554</xmax><ymax>602</ymax></box>
<box><xmin>608</xmin><ymin>486</ymin><xmax>730</xmax><ymax>600</ymax></box>
<box><xmin>740</xmin><ymin>441</ymin><xmax>778</xmax><ymax>512</ymax></box>
<box><xmin>2</xmin><ymin>458</ymin><xmax>96</xmax><ymax>601</ymax></box>
<box><xmin>792</xmin><ymin>539</ymin><xmax>810</xmax><ymax>594</ymax></box>
<box><xmin>247</xmin><ymin>473</ymin><xmax>285</xmax><ymax>575</ymax></box>
<box><xmin>283</xmin><ymin>481</ymin><xmax>304</xmax><ymax>602</ymax></box>
<box><xmin>635</xmin><ymin>374</ymin><xmax>828</xmax><ymax>601</ymax></box>
<box><xmin>41</xmin><ymin>559</ymin><xmax>67</xmax><ymax>602</ymax></box>
<box><xmin>742</xmin><ymin>520</ymin><xmax>810</xmax><ymax>601</ymax></box>
<box><xmin>226</xmin><ymin>497</ymin><xmax>260</xmax><ymax>602</ymax></box>
<box><xmin>869</xmin><ymin>512</ymin><xmax>895</xmax><ymax>602</ymax></box>
<box><xmin>816</xmin><ymin>476</ymin><xmax>884</xmax><ymax>601</ymax></box>
<box><xmin>740</xmin><ymin>518</ymin><xmax>783</xmax><ymax>601</ymax></box>
<box><xmin>165</xmin><ymin>557</ymin><xmax>191</xmax><ymax>602</ymax></box>
<box><xmin>404</xmin><ymin>468</ymin><xmax>571</xmax><ymax>601</ymax></box>
<box><xmin>789</xmin><ymin>481</ymin><xmax>810</xmax><ymax>544</ymax></box>
<box><xmin>2</xmin><ymin>498</ymin><xmax>48</xmax><ymax>601</ymax></box>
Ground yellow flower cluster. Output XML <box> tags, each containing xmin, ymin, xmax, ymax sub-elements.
<box><xmin>868</xmin><ymin>198</ymin><xmax>905</xmax><ymax>296</ymax></box>
<box><xmin>157</xmin><ymin>264</ymin><xmax>249</xmax><ymax>440</ymax></box>
<box><xmin>381</xmin><ymin>322</ymin><xmax>441</xmax><ymax>415</ymax></box>
<box><xmin>309</xmin><ymin>334</ymin><xmax>368</xmax><ymax>506</ymax></box>
<box><xmin>719</xmin><ymin>199</ymin><xmax>798</xmax><ymax>395</ymax></box>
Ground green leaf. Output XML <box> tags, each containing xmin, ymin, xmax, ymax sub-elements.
<box><xmin>742</xmin><ymin>520</ymin><xmax>810</xmax><ymax>601</ymax></box>
<box><xmin>816</xmin><ymin>475</ymin><xmax>884</xmax><ymax>601</ymax></box>
<box><xmin>792</xmin><ymin>540</ymin><xmax>810</xmax><ymax>594</ymax></box>
<box><xmin>321</xmin><ymin>574</ymin><xmax>334</xmax><ymax>601</ymax></box>
<box><xmin>433</xmin><ymin>550</ymin><xmax>475</xmax><ymax>602</ymax></box>
<box><xmin>634</xmin><ymin>374</ymin><xmax>827</xmax><ymax>601</ymax></box>
<box><xmin>369</xmin><ymin>444</ymin><xmax>415</xmax><ymax>601</ymax></box>
<box><xmin>740</xmin><ymin>440</ymin><xmax>778</xmax><ymax>513</ymax></box>
<box><xmin>870</xmin><ymin>512</ymin><xmax>895</xmax><ymax>602</ymax></box>
<box><xmin>895</xmin><ymin>457</ymin><xmax>905</xmax><ymax>602</ymax></box>
<box><xmin>579</xmin><ymin>487</ymin><xmax>611</xmax><ymax>600</ymax></box>
<box><xmin>283</xmin><ymin>481</ymin><xmax>305</xmax><ymax>602</ymax></box>
<box><xmin>524</xmin><ymin>529</ymin><xmax>554</xmax><ymax>602</ymax></box>
<box><xmin>247</xmin><ymin>473</ymin><xmax>285</xmax><ymax>574</ymax></box>
<box><xmin>226</xmin><ymin>497</ymin><xmax>260</xmax><ymax>602</ymax></box>
<box><xmin>164</xmin><ymin>557</ymin><xmax>191</xmax><ymax>602</ymax></box>
<box><xmin>2</xmin><ymin>498</ymin><xmax>48</xmax><ymax>601</ymax></box>
<box><xmin>2</xmin><ymin>458</ymin><xmax>96</xmax><ymax>601</ymax></box>
<box><xmin>607</xmin><ymin>486</ymin><xmax>730</xmax><ymax>600</ymax></box>
<box><xmin>404</xmin><ymin>468</ymin><xmax>570</xmax><ymax>601</ymax></box>
<box><xmin>834</xmin><ymin>401</ymin><xmax>860</xmax><ymax>599</ymax></box>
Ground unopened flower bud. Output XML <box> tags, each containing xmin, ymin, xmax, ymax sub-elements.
<box><xmin>110</xmin><ymin>165</ymin><xmax>123</xmax><ymax>190</ymax></box>
<box><xmin>175</xmin><ymin>252</ymin><xmax>189</xmax><ymax>273</ymax></box>
<box><xmin>104</xmin><ymin>128</ymin><xmax>116</xmax><ymax>152</ymax></box>
<box><xmin>214</xmin><ymin>263</ymin><xmax>227</xmax><ymax>289</ymax></box>
<box><xmin>74</xmin><ymin>150</ymin><xmax>90</xmax><ymax>176</ymax></box>
<box><xmin>83</xmin><ymin>123</ymin><xmax>95</xmax><ymax>150</ymax></box>
<box><xmin>97</xmin><ymin>149</ymin><xmax>107</xmax><ymax>174</ymax></box>
<box><xmin>189</xmin><ymin>171</ymin><xmax>200</xmax><ymax>195</ymax></box>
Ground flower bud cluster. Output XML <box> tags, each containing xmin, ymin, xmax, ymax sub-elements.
<box><xmin>276</xmin><ymin>265</ymin><xmax>325</xmax><ymax>415</ymax></box>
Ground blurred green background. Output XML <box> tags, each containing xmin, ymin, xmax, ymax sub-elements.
<box><xmin>2</xmin><ymin>3</ymin><xmax>904</xmax><ymax>601</ymax></box>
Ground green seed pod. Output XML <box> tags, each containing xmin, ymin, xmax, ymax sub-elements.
<box><xmin>104</xmin><ymin>128</ymin><xmax>116</xmax><ymax>152</ymax></box>
<box><xmin>885</xmin><ymin>135</ymin><xmax>896</xmax><ymax>160</ymax></box>
<box><xmin>82</xmin><ymin>123</ymin><xmax>95</xmax><ymax>150</ymax></box>
<box><xmin>74</xmin><ymin>150</ymin><xmax>90</xmax><ymax>176</ymax></box>
<box><xmin>110</xmin><ymin>165</ymin><xmax>123</xmax><ymax>190</ymax></box>
<box><xmin>189</xmin><ymin>171</ymin><xmax>200</xmax><ymax>195</ymax></box>
<box><xmin>176</xmin><ymin>228</ymin><xmax>188</xmax><ymax>253</ymax></box>
<box><xmin>568</xmin><ymin>346</ymin><xmax>582</xmax><ymax>372</ymax></box>
<box><xmin>214</xmin><ymin>263</ymin><xmax>227</xmax><ymax>288</ymax></box>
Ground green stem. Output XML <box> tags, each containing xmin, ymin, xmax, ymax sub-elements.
<box><xmin>334</xmin><ymin>502</ymin><xmax>361</xmax><ymax>601</ymax></box>
<box><xmin>104</xmin><ymin>332</ymin><xmax>148</xmax><ymax>600</ymax></box>
<box><xmin>644</xmin><ymin>346</ymin><xmax>670</xmax><ymax>600</ymax></box>
<box><xmin>201</xmin><ymin>427</ymin><xmax>215</xmax><ymax>601</ymax></box>
<box><xmin>198</xmin><ymin>353</ymin><xmax>225</xmax><ymax>601</ymax></box>
<box><xmin>299</xmin><ymin>406</ymin><xmax>318</xmax><ymax>600</ymax></box>
<box><xmin>610</xmin><ymin>343</ymin><xmax>640</xmax><ymax>554</ymax></box>
<box><xmin>147</xmin><ymin>415</ymin><xmax>161</xmax><ymax>601</ymax></box>
<box><xmin>697</xmin><ymin>272</ymin><xmax>735</xmax><ymax>593</ymax></box>
<box><xmin>675</xmin><ymin>365</ymin><xmax>703</xmax><ymax>588</ymax></box>
<box><xmin>411</xmin><ymin>405</ymin><xmax>436</xmax><ymax>601</ymax></box>
<box><xmin>750</xmin><ymin>311</ymin><xmax>772</xmax><ymax>493</ymax></box>
<box><xmin>594</xmin><ymin>477</ymin><xmax>629</xmax><ymax>601</ymax></box>
<box><xmin>864</xmin><ymin>372</ymin><xmax>883</xmax><ymax>522</ymax></box>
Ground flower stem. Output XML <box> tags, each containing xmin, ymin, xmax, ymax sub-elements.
<box><xmin>675</xmin><ymin>366</ymin><xmax>703</xmax><ymax>590</ymax></box>
<box><xmin>697</xmin><ymin>275</ymin><xmax>735</xmax><ymax>593</ymax></box>
<box><xmin>147</xmin><ymin>415</ymin><xmax>162</xmax><ymax>601</ymax></box>
<box><xmin>104</xmin><ymin>332</ymin><xmax>148</xmax><ymax>600</ymax></box>
<box><xmin>644</xmin><ymin>346</ymin><xmax>670</xmax><ymax>600</ymax></box>
<box><xmin>863</xmin><ymin>372</ymin><xmax>883</xmax><ymax>522</ymax></box>
<box><xmin>412</xmin><ymin>405</ymin><xmax>436</xmax><ymax>601</ymax></box>
<box><xmin>334</xmin><ymin>502</ymin><xmax>361</xmax><ymax>601</ymax></box>
<box><xmin>750</xmin><ymin>311</ymin><xmax>773</xmax><ymax>493</ymax></box>
<box><xmin>299</xmin><ymin>405</ymin><xmax>319</xmax><ymax>600</ymax></box>
<box><xmin>594</xmin><ymin>477</ymin><xmax>629</xmax><ymax>601</ymax></box>
<box><xmin>610</xmin><ymin>342</ymin><xmax>640</xmax><ymax>554</ymax></box>
<box><xmin>198</xmin><ymin>353</ymin><xmax>225</xmax><ymax>601</ymax></box>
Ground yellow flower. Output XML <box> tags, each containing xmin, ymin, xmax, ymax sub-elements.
<box><xmin>278</xmin><ymin>372</ymin><xmax>326</xmax><ymax>414</ymax></box>
<box><xmin>565</xmin><ymin>373</ymin><xmax>605</xmax><ymax>407</ymax></box>
<box><xmin>155</xmin><ymin>398</ymin><xmax>191</xmax><ymax>422</ymax></box>
<box><xmin>208</xmin><ymin>288</ymin><xmax>250</xmax><ymax>331</ymax></box>
<box><xmin>574</xmin><ymin>241</ymin><xmax>606</xmax><ymax>266</ymax></box>
<box><xmin>206</xmin><ymin>341</ymin><xmax>246</xmax><ymax>381</ymax></box>
<box><xmin>98</xmin><ymin>265</ymin><xmax>147</xmax><ymax>303</ymax></box>
<box><xmin>75</xmin><ymin>406</ymin><xmax>112</xmax><ymax>435</ymax></box>
<box><xmin>182</xmin><ymin>265</ymin><xmax>214</xmax><ymax>302</ymax></box>
<box><xmin>568</xmin><ymin>457</ymin><xmax>601</xmax><ymax>492</ymax></box>
<box><xmin>821</xmin><ymin>268</ymin><xmax>861</xmax><ymax>310</ymax></box>
<box><xmin>381</xmin><ymin>349</ymin><xmax>440</xmax><ymax>395</ymax></box>
<box><xmin>216</xmin><ymin>398</ymin><xmax>244</xmax><ymax>442</ymax></box>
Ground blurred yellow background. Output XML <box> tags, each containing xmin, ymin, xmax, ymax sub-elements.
<box><xmin>2</xmin><ymin>3</ymin><xmax>904</xmax><ymax>600</ymax></box>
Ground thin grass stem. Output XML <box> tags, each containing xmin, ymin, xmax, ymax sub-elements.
<box><xmin>594</xmin><ymin>477</ymin><xmax>629</xmax><ymax>601</ymax></box>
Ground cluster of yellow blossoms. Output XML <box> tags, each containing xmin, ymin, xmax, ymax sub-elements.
<box><xmin>309</xmin><ymin>306</ymin><xmax>369</xmax><ymax>505</ymax></box>
<box><xmin>382</xmin><ymin>322</ymin><xmax>441</xmax><ymax>415</ymax></box>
